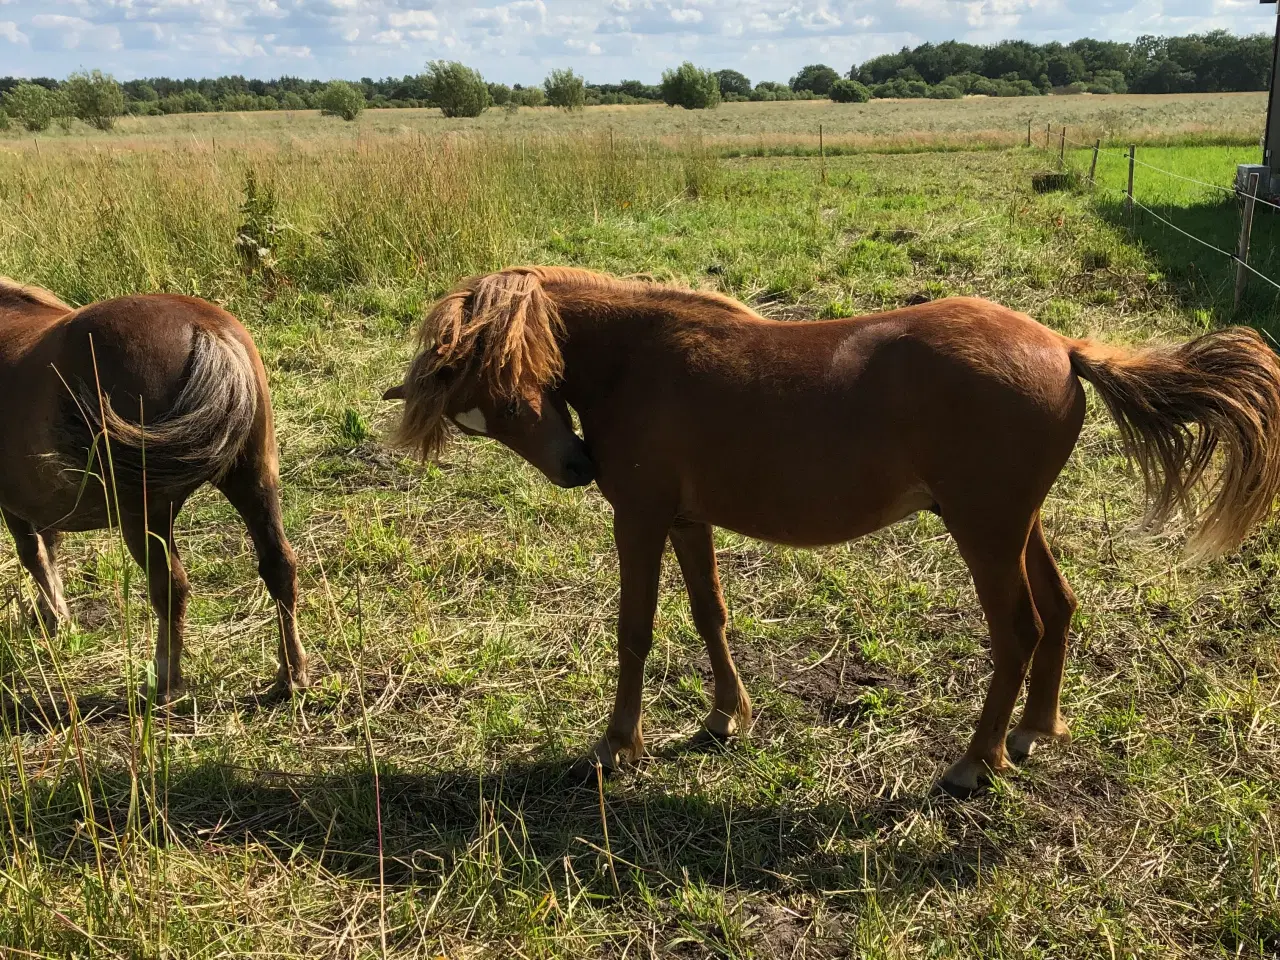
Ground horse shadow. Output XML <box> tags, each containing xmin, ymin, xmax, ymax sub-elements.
<box><xmin>17</xmin><ymin>745</ymin><xmax>1008</xmax><ymax>900</ymax></box>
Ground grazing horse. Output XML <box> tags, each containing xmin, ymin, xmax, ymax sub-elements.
<box><xmin>385</xmin><ymin>266</ymin><xmax>1280</xmax><ymax>793</ymax></box>
<box><xmin>0</xmin><ymin>278</ymin><xmax>309</xmax><ymax>703</ymax></box>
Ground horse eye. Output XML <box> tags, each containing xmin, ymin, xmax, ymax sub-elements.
<box><xmin>504</xmin><ymin>399</ymin><xmax>520</xmax><ymax>418</ymax></box>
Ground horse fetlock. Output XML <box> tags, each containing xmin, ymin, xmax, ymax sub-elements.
<box><xmin>704</xmin><ymin>691</ymin><xmax>751</xmax><ymax>739</ymax></box>
<box><xmin>272</xmin><ymin>661</ymin><xmax>311</xmax><ymax>695</ymax></box>
<box><xmin>1006</xmin><ymin>720</ymin><xmax>1071</xmax><ymax>764</ymax></box>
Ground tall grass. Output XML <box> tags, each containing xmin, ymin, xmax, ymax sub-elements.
<box><xmin>0</xmin><ymin>133</ymin><xmax>718</xmax><ymax>303</ymax></box>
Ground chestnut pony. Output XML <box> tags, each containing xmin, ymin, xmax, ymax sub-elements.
<box><xmin>0</xmin><ymin>278</ymin><xmax>308</xmax><ymax>703</ymax></box>
<box><xmin>387</xmin><ymin>266</ymin><xmax>1280</xmax><ymax>793</ymax></box>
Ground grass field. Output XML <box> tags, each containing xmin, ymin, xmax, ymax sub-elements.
<box><xmin>1</xmin><ymin>111</ymin><xmax>1279</xmax><ymax>958</ymax></box>
<box><xmin>0</xmin><ymin>90</ymin><xmax>1267</xmax><ymax>156</ymax></box>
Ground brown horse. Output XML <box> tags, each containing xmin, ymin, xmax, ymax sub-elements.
<box><xmin>386</xmin><ymin>266</ymin><xmax>1280</xmax><ymax>793</ymax></box>
<box><xmin>0</xmin><ymin>278</ymin><xmax>309</xmax><ymax>703</ymax></box>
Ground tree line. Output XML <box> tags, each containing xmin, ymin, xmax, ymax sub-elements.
<box><xmin>0</xmin><ymin>30</ymin><xmax>1271</xmax><ymax>131</ymax></box>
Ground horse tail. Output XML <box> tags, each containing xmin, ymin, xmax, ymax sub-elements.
<box><xmin>1068</xmin><ymin>327</ymin><xmax>1280</xmax><ymax>558</ymax></box>
<box><xmin>59</xmin><ymin>327</ymin><xmax>259</xmax><ymax>497</ymax></box>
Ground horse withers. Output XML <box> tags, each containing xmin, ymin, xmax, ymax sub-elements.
<box><xmin>386</xmin><ymin>266</ymin><xmax>1280</xmax><ymax>794</ymax></box>
<box><xmin>0</xmin><ymin>278</ymin><xmax>309</xmax><ymax>703</ymax></box>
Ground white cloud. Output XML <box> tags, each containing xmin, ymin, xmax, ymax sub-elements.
<box><xmin>0</xmin><ymin>19</ymin><xmax>27</xmax><ymax>41</ymax></box>
<box><xmin>0</xmin><ymin>0</ymin><xmax>1275</xmax><ymax>83</ymax></box>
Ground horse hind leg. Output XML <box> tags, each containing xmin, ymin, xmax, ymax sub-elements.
<box><xmin>215</xmin><ymin>457</ymin><xmax>308</xmax><ymax>695</ymax></box>
<box><xmin>943</xmin><ymin>514</ymin><xmax>1044</xmax><ymax>795</ymax></box>
<box><xmin>121</xmin><ymin>507</ymin><xmax>190</xmax><ymax>704</ymax></box>
<box><xmin>2</xmin><ymin>508</ymin><xmax>70</xmax><ymax>634</ymax></box>
<box><xmin>669</xmin><ymin>519</ymin><xmax>751</xmax><ymax>741</ymax></box>
<box><xmin>1007</xmin><ymin>514</ymin><xmax>1076</xmax><ymax>763</ymax></box>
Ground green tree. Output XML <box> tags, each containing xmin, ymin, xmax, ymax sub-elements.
<box><xmin>425</xmin><ymin>61</ymin><xmax>489</xmax><ymax>118</ymax></box>
<box><xmin>829</xmin><ymin>78</ymin><xmax>871</xmax><ymax>103</ymax></box>
<box><xmin>715</xmin><ymin>69</ymin><xmax>751</xmax><ymax>98</ymax></box>
<box><xmin>543</xmin><ymin>68</ymin><xmax>586</xmax><ymax>110</ymax></box>
<box><xmin>64</xmin><ymin>70</ymin><xmax>125</xmax><ymax>130</ymax></box>
<box><xmin>318</xmin><ymin>80</ymin><xmax>365</xmax><ymax>121</ymax></box>
<box><xmin>3</xmin><ymin>82</ymin><xmax>58</xmax><ymax>132</ymax></box>
<box><xmin>789</xmin><ymin>64</ymin><xmax>840</xmax><ymax>95</ymax></box>
<box><xmin>278</xmin><ymin>91</ymin><xmax>307</xmax><ymax>110</ymax></box>
<box><xmin>487</xmin><ymin>82</ymin><xmax>512</xmax><ymax>106</ymax></box>
<box><xmin>660</xmin><ymin>62</ymin><xmax>721</xmax><ymax>110</ymax></box>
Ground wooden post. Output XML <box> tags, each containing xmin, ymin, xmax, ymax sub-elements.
<box><xmin>1045</xmin><ymin>122</ymin><xmax>1052</xmax><ymax>150</ymax></box>
<box><xmin>1089</xmin><ymin>139</ymin><xmax>1100</xmax><ymax>184</ymax></box>
<box><xmin>1027</xmin><ymin>118</ymin><xmax>1032</xmax><ymax>147</ymax></box>
<box><xmin>1059</xmin><ymin>126</ymin><xmax>1067</xmax><ymax>167</ymax></box>
<box><xmin>1236</xmin><ymin>172</ymin><xmax>1261</xmax><ymax>310</ymax></box>
<box><xmin>819</xmin><ymin>123</ymin><xmax>826</xmax><ymax>183</ymax></box>
<box><xmin>1126</xmin><ymin>144</ymin><xmax>1136</xmax><ymax>218</ymax></box>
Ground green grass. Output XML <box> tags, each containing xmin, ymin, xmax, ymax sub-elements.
<box><xmin>1</xmin><ymin>133</ymin><xmax>1279</xmax><ymax>957</ymax></box>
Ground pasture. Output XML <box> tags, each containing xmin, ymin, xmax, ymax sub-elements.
<box><xmin>0</xmin><ymin>101</ymin><xmax>1278</xmax><ymax>958</ymax></box>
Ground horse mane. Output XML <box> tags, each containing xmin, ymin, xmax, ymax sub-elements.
<box><xmin>390</xmin><ymin>265</ymin><xmax>755</xmax><ymax>459</ymax></box>
<box><xmin>0</xmin><ymin>277</ymin><xmax>73</xmax><ymax>312</ymax></box>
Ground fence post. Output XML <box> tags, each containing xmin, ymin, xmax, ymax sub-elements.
<box><xmin>1126</xmin><ymin>144</ymin><xmax>1136</xmax><ymax>218</ymax></box>
<box><xmin>1088</xmin><ymin>139</ymin><xmax>1100</xmax><ymax>185</ymax></box>
<box><xmin>1235</xmin><ymin>172</ymin><xmax>1261</xmax><ymax>310</ymax></box>
<box><xmin>1045</xmin><ymin>122</ymin><xmax>1052</xmax><ymax>150</ymax></box>
<box><xmin>1027</xmin><ymin>119</ymin><xmax>1032</xmax><ymax>148</ymax></box>
<box><xmin>1059</xmin><ymin>126</ymin><xmax>1067</xmax><ymax>167</ymax></box>
<box><xmin>819</xmin><ymin>123</ymin><xmax>826</xmax><ymax>184</ymax></box>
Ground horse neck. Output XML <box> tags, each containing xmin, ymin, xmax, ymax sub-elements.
<box><xmin>553</xmin><ymin>295</ymin><xmax>648</xmax><ymax>414</ymax></box>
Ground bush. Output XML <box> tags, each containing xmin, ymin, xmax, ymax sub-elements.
<box><xmin>0</xmin><ymin>109</ymin><xmax>8</xmax><ymax>132</ymax></box>
<box><xmin>426</xmin><ymin>61</ymin><xmax>489</xmax><ymax>118</ymax></box>
<box><xmin>928</xmin><ymin>82</ymin><xmax>964</xmax><ymax>99</ymax></box>
<box><xmin>511</xmin><ymin>86</ymin><xmax>545</xmax><ymax>107</ymax></box>
<box><xmin>660</xmin><ymin>62</ymin><xmax>721</xmax><ymax>109</ymax></box>
<box><xmin>63</xmin><ymin>70</ymin><xmax>124</xmax><ymax>130</ymax></box>
<box><xmin>829</xmin><ymin>78</ymin><xmax>871</xmax><ymax>103</ymax></box>
<box><xmin>872</xmin><ymin>78</ymin><xmax>930</xmax><ymax>99</ymax></box>
<box><xmin>487</xmin><ymin>83</ymin><xmax>512</xmax><ymax>106</ymax></box>
<box><xmin>319</xmin><ymin>81</ymin><xmax>365</xmax><ymax>121</ymax></box>
<box><xmin>544</xmin><ymin>68</ymin><xmax>586</xmax><ymax>111</ymax></box>
<box><xmin>3</xmin><ymin>82</ymin><xmax>58</xmax><ymax>132</ymax></box>
<box><xmin>279</xmin><ymin>91</ymin><xmax>307</xmax><ymax>110</ymax></box>
<box><xmin>220</xmin><ymin>92</ymin><xmax>259</xmax><ymax>112</ymax></box>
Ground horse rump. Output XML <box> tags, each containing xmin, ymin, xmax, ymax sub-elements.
<box><xmin>1068</xmin><ymin>327</ymin><xmax>1280</xmax><ymax>558</ymax></box>
<box><xmin>55</xmin><ymin>327</ymin><xmax>259</xmax><ymax>498</ymax></box>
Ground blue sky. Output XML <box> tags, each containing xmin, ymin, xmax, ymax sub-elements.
<box><xmin>0</xmin><ymin>0</ymin><xmax>1275</xmax><ymax>85</ymax></box>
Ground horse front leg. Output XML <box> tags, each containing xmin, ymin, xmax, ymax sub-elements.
<box><xmin>669</xmin><ymin>518</ymin><xmax>751</xmax><ymax>741</ymax></box>
<box><xmin>591</xmin><ymin>509</ymin><xmax>669</xmax><ymax>771</ymax></box>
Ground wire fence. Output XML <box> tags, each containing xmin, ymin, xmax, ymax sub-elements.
<box><xmin>1038</xmin><ymin>124</ymin><xmax>1280</xmax><ymax>305</ymax></box>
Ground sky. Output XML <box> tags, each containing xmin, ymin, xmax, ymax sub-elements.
<box><xmin>0</xmin><ymin>0</ymin><xmax>1276</xmax><ymax>85</ymax></box>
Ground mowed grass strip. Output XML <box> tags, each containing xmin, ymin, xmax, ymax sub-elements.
<box><xmin>0</xmin><ymin>136</ymin><xmax>1277</xmax><ymax>957</ymax></box>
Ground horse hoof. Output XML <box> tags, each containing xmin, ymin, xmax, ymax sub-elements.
<box><xmin>940</xmin><ymin>758</ymin><xmax>1001</xmax><ymax>798</ymax></box>
<box><xmin>269</xmin><ymin>673</ymin><xmax>311</xmax><ymax>699</ymax></box>
<box><xmin>1006</xmin><ymin>725</ymin><xmax>1071</xmax><ymax>765</ymax></box>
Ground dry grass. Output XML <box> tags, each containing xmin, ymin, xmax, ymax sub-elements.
<box><xmin>0</xmin><ymin>91</ymin><xmax>1265</xmax><ymax>157</ymax></box>
<box><xmin>0</xmin><ymin>132</ymin><xmax>1278</xmax><ymax>957</ymax></box>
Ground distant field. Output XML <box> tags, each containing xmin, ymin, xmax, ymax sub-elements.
<box><xmin>2</xmin><ymin>115</ymin><xmax>1279</xmax><ymax>956</ymax></box>
<box><xmin>0</xmin><ymin>91</ymin><xmax>1266</xmax><ymax>155</ymax></box>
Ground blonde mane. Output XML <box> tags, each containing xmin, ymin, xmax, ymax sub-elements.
<box><xmin>390</xmin><ymin>265</ymin><xmax>757</xmax><ymax>459</ymax></box>
<box><xmin>0</xmin><ymin>277</ymin><xmax>73</xmax><ymax>312</ymax></box>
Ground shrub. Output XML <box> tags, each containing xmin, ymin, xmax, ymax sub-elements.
<box><xmin>660</xmin><ymin>62</ymin><xmax>721</xmax><ymax>109</ymax></box>
<box><xmin>544</xmin><ymin>68</ymin><xmax>586</xmax><ymax>110</ymax></box>
<box><xmin>279</xmin><ymin>91</ymin><xmax>307</xmax><ymax>110</ymax></box>
<box><xmin>512</xmin><ymin>86</ymin><xmax>545</xmax><ymax>107</ymax></box>
<box><xmin>64</xmin><ymin>70</ymin><xmax>125</xmax><ymax>130</ymax></box>
<box><xmin>487</xmin><ymin>82</ymin><xmax>512</xmax><ymax>106</ymax></box>
<box><xmin>0</xmin><ymin>109</ymin><xmax>8</xmax><ymax>131</ymax></box>
<box><xmin>319</xmin><ymin>81</ymin><xmax>365</xmax><ymax>121</ymax></box>
<box><xmin>872</xmin><ymin>78</ymin><xmax>930</xmax><ymax>99</ymax></box>
<box><xmin>829</xmin><ymin>78</ymin><xmax>871</xmax><ymax>103</ymax></box>
<box><xmin>928</xmin><ymin>82</ymin><xmax>964</xmax><ymax>99</ymax></box>
<box><xmin>220</xmin><ymin>92</ymin><xmax>260</xmax><ymax>112</ymax></box>
<box><xmin>426</xmin><ymin>61</ymin><xmax>489</xmax><ymax>118</ymax></box>
<box><xmin>3</xmin><ymin>82</ymin><xmax>58</xmax><ymax>132</ymax></box>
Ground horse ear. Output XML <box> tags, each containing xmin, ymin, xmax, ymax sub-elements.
<box><xmin>382</xmin><ymin>383</ymin><xmax>406</xmax><ymax>401</ymax></box>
